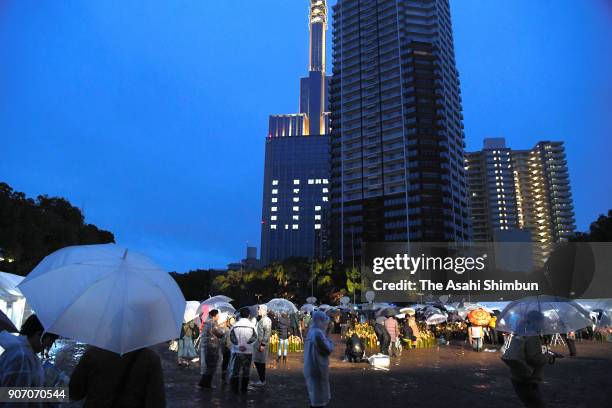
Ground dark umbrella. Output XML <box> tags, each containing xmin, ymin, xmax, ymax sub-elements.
<box><xmin>378</xmin><ymin>307</ymin><xmax>400</xmax><ymax>318</ymax></box>
<box><xmin>1</xmin><ymin>310</ymin><xmax>18</xmax><ymax>333</ymax></box>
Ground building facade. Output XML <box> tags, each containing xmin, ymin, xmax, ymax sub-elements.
<box><xmin>512</xmin><ymin>141</ymin><xmax>575</xmax><ymax>263</ymax></box>
<box><xmin>329</xmin><ymin>0</ymin><xmax>472</xmax><ymax>262</ymax></box>
<box><xmin>466</xmin><ymin>139</ymin><xmax>575</xmax><ymax>264</ymax></box>
<box><xmin>260</xmin><ymin>0</ymin><xmax>331</xmax><ymax>265</ymax></box>
<box><xmin>465</xmin><ymin>138</ymin><xmax>520</xmax><ymax>242</ymax></box>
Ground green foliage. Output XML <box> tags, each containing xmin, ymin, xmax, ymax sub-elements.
<box><xmin>572</xmin><ymin>209</ymin><xmax>612</xmax><ymax>242</ymax></box>
<box><xmin>0</xmin><ymin>182</ymin><xmax>115</xmax><ymax>275</ymax></box>
<box><xmin>170</xmin><ymin>257</ymin><xmax>360</xmax><ymax>306</ymax></box>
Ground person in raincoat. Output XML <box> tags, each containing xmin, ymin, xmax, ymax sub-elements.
<box><xmin>0</xmin><ymin>315</ymin><xmax>57</xmax><ymax>389</ymax></box>
<box><xmin>277</xmin><ymin>312</ymin><xmax>291</xmax><ymax>363</ymax></box>
<box><xmin>303</xmin><ymin>311</ymin><xmax>334</xmax><ymax>408</ymax></box>
<box><xmin>198</xmin><ymin>309</ymin><xmax>224</xmax><ymax>389</ymax></box>
<box><xmin>253</xmin><ymin>304</ymin><xmax>272</xmax><ymax>386</ymax></box>
<box><xmin>177</xmin><ymin>321</ymin><xmax>198</xmax><ymax>366</ymax></box>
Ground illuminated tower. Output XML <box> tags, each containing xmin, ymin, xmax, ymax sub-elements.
<box><xmin>261</xmin><ymin>1</ymin><xmax>331</xmax><ymax>265</ymax></box>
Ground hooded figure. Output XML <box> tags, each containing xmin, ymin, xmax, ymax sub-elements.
<box><xmin>253</xmin><ymin>305</ymin><xmax>272</xmax><ymax>385</ymax></box>
<box><xmin>303</xmin><ymin>311</ymin><xmax>334</xmax><ymax>407</ymax></box>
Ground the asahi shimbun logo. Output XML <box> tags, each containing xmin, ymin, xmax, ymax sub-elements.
<box><xmin>372</xmin><ymin>253</ymin><xmax>488</xmax><ymax>275</ymax></box>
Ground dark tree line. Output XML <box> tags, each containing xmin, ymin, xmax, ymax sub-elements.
<box><xmin>0</xmin><ymin>182</ymin><xmax>115</xmax><ymax>275</ymax></box>
<box><xmin>572</xmin><ymin>209</ymin><xmax>612</xmax><ymax>242</ymax></box>
<box><xmin>170</xmin><ymin>257</ymin><xmax>361</xmax><ymax>306</ymax></box>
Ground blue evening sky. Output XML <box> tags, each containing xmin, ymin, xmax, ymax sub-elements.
<box><xmin>1</xmin><ymin>1</ymin><xmax>611</xmax><ymax>272</ymax></box>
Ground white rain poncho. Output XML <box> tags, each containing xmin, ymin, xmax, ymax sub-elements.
<box><xmin>0</xmin><ymin>331</ymin><xmax>45</xmax><ymax>388</ymax></box>
<box><xmin>303</xmin><ymin>311</ymin><xmax>334</xmax><ymax>407</ymax></box>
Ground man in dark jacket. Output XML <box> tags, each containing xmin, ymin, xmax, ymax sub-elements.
<box><xmin>276</xmin><ymin>312</ymin><xmax>291</xmax><ymax>363</ymax></box>
<box><xmin>373</xmin><ymin>318</ymin><xmax>390</xmax><ymax>355</ymax></box>
<box><xmin>69</xmin><ymin>346</ymin><xmax>165</xmax><ymax>407</ymax></box>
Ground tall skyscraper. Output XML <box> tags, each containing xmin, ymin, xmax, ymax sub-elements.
<box><xmin>260</xmin><ymin>1</ymin><xmax>331</xmax><ymax>265</ymax></box>
<box><xmin>465</xmin><ymin>138</ymin><xmax>520</xmax><ymax>242</ymax></box>
<box><xmin>466</xmin><ymin>139</ymin><xmax>575</xmax><ymax>264</ymax></box>
<box><xmin>329</xmin><ymin>0</ymin><xmax>471</xmax><ymax>262</ymax></box>
<box><xmin>512</xmin><ymin>141</ymin><xmax>575</xmax><ymax>263</ymax></box>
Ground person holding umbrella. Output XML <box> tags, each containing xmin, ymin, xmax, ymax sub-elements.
<box><xmin>502</xmin><ymin>310</ymin><xmax>551</xmax><ymax>408</ymax></box>
<box><xmin>198</xmin><ymin>309</ymin><xmax>225</xmax><ymax>389</ymax></box>
<box><xmin>0</xmin><ymin>314</ymin><xmax>58</xmax><ymax>388</ymax></box>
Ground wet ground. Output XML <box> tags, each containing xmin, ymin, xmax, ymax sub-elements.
<box><xmin>157</xmin><ymin>336</ymin><xmax>612</xmax><ymax>408</ymax></box>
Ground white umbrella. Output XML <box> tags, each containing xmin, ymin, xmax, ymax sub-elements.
<box><xmin>300</xmin><ymin>304</ymin><xmax>317</xmax><ymax>313</ymax></box>
<box><xmin>425</xmin><ymin>314</ymin><xmax>448</xmax><ymax>325</ymax></box>
<box><xmin>203</xmin><ymin>295</ymin><xmax>233</xmax><ymax>304</ymax></box>
<box><xmin>18</xmin><ymin>244</ymin><xmax>185</xmax><ymax>355</ymax></box>
<box><xmin>318</xmin><ymin>304</ymin><xmax>331</xmax><ymax>311</ymax></box>
<box><xmin>0</xmin><ymin>271</ymin><xmax>24</xmax><ymax>297</ymax></box>
<box><xmin>201</xmin><ymin>301</ymin><xmax>235</xmax><ymax>314</ymax></box>
<box><xmin>184</xmin><ymin>301</ymin><xmax>201</xmax><ymax>323</ymax></box>
<box><xmin>266</xmin><ymin>298</ymin><xmax>298</xmax><ymax>314</ymax></box>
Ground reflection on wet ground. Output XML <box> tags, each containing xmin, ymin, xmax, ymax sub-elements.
<box><xmin>51</xmin><ymin>336</ymin><xmax>612</xmax><ymax>408</ymax></box>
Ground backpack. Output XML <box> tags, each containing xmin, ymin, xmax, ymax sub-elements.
<box><xmin>501</xmin><ymin>335</ymin><xmax>532</xmax><ymax>377</ymax></box>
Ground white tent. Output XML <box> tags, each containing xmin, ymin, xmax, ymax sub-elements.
<box><xmin>0</xmin><ymin>272</ymin><xmax>29</xmax><ymax>330</ymax></box>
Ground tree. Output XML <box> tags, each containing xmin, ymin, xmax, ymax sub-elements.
<box><xmin>0</xmin><ymin>182</ymin><xmax>115</xmax><ymax>275</ymax></box>
<box><xmin>572</xmin><ymin>210</ymin><xmax>612</xmax><ymax>242</ymax></box>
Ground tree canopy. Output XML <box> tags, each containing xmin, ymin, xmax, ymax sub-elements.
<box><xmin>0</xmin><ymin>182</ymin><xmax>115</xmax><ymax>275</ymax></box>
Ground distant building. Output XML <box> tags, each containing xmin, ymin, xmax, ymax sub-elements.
<box><xmin>227</xmin><ymin>246</ymin><xmax>263</xmax><ymax>272</ymax></box>
<box><xmin>260</xmin><ymin>1</ymin><xmax>331</xmax><ymax>265</ymax></box>
<box><xmin>465</xmin><ymin>138</ymin><xmax>520</xmax><ymax>242</ymax></box>
<box><xmin>466</xmin><ymin>138</ymin><xmax>575</xmax><ymax>264</ymax></box>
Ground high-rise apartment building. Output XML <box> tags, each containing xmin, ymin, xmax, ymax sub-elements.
<box><xmin>465</xmin><ymin>138</ymin><xmax>519</xmax><ymax>242</ymax></box>
<box><xmin>466</xmin><ymin>139</ymin><xmax>575</xmax><ymax>264</ymax></box>
<box><xmin>260</xmin><ymin>1</ymin><xmax>331</xmax><ymax>265</ymax></box>
<box><xmin>512</xmin><ymin>141</ymin><xmax>575</xmax><ymax>262</ymax></box>
<box><xmin>329</xmin><ymin>0</ymin><xmax>471</xmax><ymax>262</ymax></box>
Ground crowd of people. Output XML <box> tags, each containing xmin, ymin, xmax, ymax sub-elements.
<box><xmin>0</xmin><ymin>303</ymin><xmax>610</xmax><ymax>408</ymax></box>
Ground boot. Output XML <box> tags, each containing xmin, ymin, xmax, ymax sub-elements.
<box><xmin>240</xmin><ymin>376</ymin><xmax>250</xmax><ymax>394</ymax></box>
<box><xmin>276</xmin><ymin>355</ymin><xmax>281</xmax><ymax>363</ymax></box>
<box><xmin>282</xmin><ymin>355</ymin><xmax>287</xmax><ymax>364</ymax></box>
<box><xmin>202</xmin><ymin>374</ymin><xmax>214</xmax><ymax>389</ymax></box>
<box><xmin>230</xmin><ymin>377</ymin><xmax>240</xmax><ymax>394</ymax></box>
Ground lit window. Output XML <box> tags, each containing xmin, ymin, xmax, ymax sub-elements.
<box><xmin>315</xmin><ymin>215</ymin><xmax>321</xmax><ymax>220</ymax></box>
<box><xmin>316</xmin><ymin>179</ymin><xmax>322</xmax><ymax>184</ymax></box>
<box><xmin>308</xmin><ymin>179</ymin><xmax>314</xmax><ymax>185</ymax></box>
<box><xmin>271</xmin><ymin>215</ymin><xmax>277</xmax><ymax>221</ymax></box>
<box><xmin>323</xmin><ymin>179</ymin><xmax>329</xmax><ymax>184</ymax></box>
<box><xmin>272</xmin><ymin>189</ymin><xmax>278</xmax><ymax>194</ymax></box>
<box><xmin>293</xmin><ymin>188</ymin><xmax>300</xmax><ymax>194</ymax></box>
<box><xmin>293</xmin><ymin>206</ymin><xmax>299</xmax><ymax>211</ymax></box>
<box><xmin>292</xmin><ymin>224</ymin><xmax>299</xmax><ymax>230</ymax></box>
<box><xmin>272</xmin><ymin>180</ymin><xmax>279</xmax><ymax>186</ymax></box>
<box><xmin>315</xmin><ymin>224</ymin><xmax>321</xmax><ymax>230</ymax></box>
<box><xmin>322</xmin><ymin>188</ymin><xmax>329</xmax><ymax>193</ymax></box>
<box><xmin>293</xmin><ymin>215</ymin><xmax>299</xmax><ymax>221</ymax></box>
<box><xmin>271</xmin><ymin>198</ymin><xmax>278</xmax><ymax>203</ymax></box>
<box><xmin>271</xmin><ymin>207</ymin><xmax>277</xmax><ymax>212</ymax></box>
<box><xmin>271</xmin><ymin>224</ymin><xmax>277</xmax><ymax>230</ymax></box>
<box><xmin>315</xmin><ymin>206</ymin><xmax>321</xmax><ymax>211</ymax></box>
<box><xmin>293</xmin><ymin>197</ymin><xmax>300</xmax><ymax>202</ymax></box>
<box><xmin>293</xmin><ymin>179</ymin><xmax>300</xmax><ymax>185</ymax></box>
<box><xmin>322</xmin><ymin>197</ymin><xmax>329</xmax><ymax>202</ymax></box>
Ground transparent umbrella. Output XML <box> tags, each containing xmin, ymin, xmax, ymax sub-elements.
<box><xmin>184</xmin><ymin>301</ymin><xmax>201</xmax><ymax>323</ymax></box>
<box><xmin>202</xmin><ymin>295</ymin><xmax>233</xmax><ymax>304</ymax></box>
<box><xmin>202</xmin><ymin>301</ymin><xmax>235</xmax><ymax>314</ymax></box>
<box><xmin>496</xmin><ymin>295</ymin><xmax>592</xmax><ymax>335</ymax></box>
<box><xmin>300</xmin><ymin>304</ymin><xmax>317</xmax><ymax>313</ymax></box>
<box><xmin>266</xmin><ymin>298</ymin><xmax>298</xmax><ymax>314</ymax></box>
